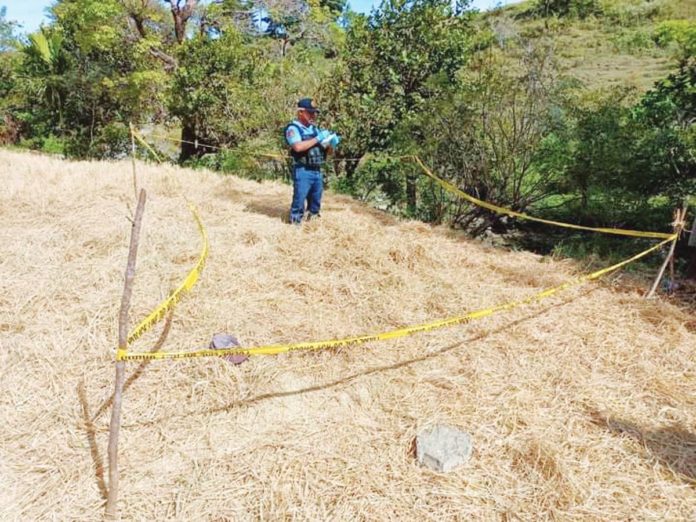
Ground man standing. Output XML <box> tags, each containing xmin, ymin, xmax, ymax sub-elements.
<box><xmin>284</xmin><ymin>98</ymin><xmax>339</xmax><ymax>224</ymax></box>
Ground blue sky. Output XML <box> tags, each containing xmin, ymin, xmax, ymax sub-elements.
<box><xmin>2</xmin><ymin>0</ymin><xmax>522</xmax><ymax>34</ymax></box>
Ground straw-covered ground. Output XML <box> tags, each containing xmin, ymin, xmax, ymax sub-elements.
<box><xmin>1</xmin><ymin>148</ymin><xmax>695</xmax><ymax>521</ymax></box>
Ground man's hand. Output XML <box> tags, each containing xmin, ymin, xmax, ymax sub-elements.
<box><xmin>320</xmin><ymin>132</ymin><xmax>338</xmax><ymax>148</ymax></box>
<box><xmin>316</xmin><ymin>129</ymin><xmax>331</xmax><ymax>143</ymax></box>
<box><xmin>290</xmin><ymin>129</ymin><xmax>330</xmax><ymax>153</ymax></box>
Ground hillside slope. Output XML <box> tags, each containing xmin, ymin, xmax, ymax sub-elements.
<box><xmin>488</xmin><ymin>0</ymin><xmax>696</xmax><ymax>91</ymax></box>
<box><xmin>1</xmin><ymin>149</ymin><xmax>695</xmax><ymax>520</ymax></box>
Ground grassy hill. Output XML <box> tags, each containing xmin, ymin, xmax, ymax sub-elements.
<box><xmin>486</xmin><ymin>0</ymin><xmax>696</xmax><ymax>91</ymax></box>
<box><xmin>2</xmin><ymin>149</ymin><xmax>695</xmax><ymax>519</ymax></box>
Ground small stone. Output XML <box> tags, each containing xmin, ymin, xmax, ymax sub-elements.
<box><xmin>209</xmin><ymin>333</ymin><xmax>248</xmax><ymax>365</ymax></box>
<box><xmin>416</xmin><ymin>424</ymin><xmax>472</xmax><ymax>472</ymax></box>
<box><xmin>210</xmin><ymin>333</ymin><xmax>237</xmax><ymax>349</ymax></box>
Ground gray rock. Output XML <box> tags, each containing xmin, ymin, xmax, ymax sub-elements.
<box><xmin>209</xmin><ymin>333</ymin><xmax>248</xmax><ymax>365</ymax></box>
<box><xmin>211</xmin><ymin>333</ymin><xmax>238</xmax><ymax>349</ymax></box>
<box><xmin>416</xmin><ymin>424</ymin><xmax>472</xmax><ymax>472</ymax></box>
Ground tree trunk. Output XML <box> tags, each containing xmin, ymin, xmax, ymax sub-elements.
<box><xmin>406</xmin><ymin>175</ymin><xmax>417</xmax><ymax>214</ymax></box>
<box><xmin>167</xmin><ymin>0</ymin><xmax>197</xmax><ymax>45</ymax></box>
<box><xmin>179</xmin><ymin>116</ymin><xmax>198</xmax><ymax>163</ymax></box>
<box><xmin>174</xmin><ymin>17</ymin><xmax>186</xmax><ymax>44</ymax></box>
<box><xmin>344</xmin><ymin>156</ymin><xmax>360</xmax><ymax>180</ymax></box>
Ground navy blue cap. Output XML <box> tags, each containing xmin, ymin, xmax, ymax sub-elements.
<box><xmin>297</xmin><ymin>97</ymin><xmax>320</xmax><ymax>113</ymax></box>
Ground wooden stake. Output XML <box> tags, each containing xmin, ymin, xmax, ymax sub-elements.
<box><xmin>646</xmin><ymin>208</ymin><xmax>686</xmax><ymax>299</ymax></box>
<box><xmin>129</xmin><ymin>123</ymin><xmax>138</xmax><ymax>201</ymax></box>
<box><xmin>106</xmin><ymin>189</ymin><xmax>146</xmax><ymax>519</ymax></box>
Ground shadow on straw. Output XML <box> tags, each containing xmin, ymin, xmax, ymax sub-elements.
<box><xmin>76</xmin><ymin>311</ymin><xmax>173</xmax><ymax>500</ymax></box>
<box><xmin>244</xmin><ymin>198</ymin><xmax>288</xmax><ymax>222</ymax></box>
<box><xmin>77</xmin><ymin>380</ymin><xmax>108</xmax><ymax>501</ymax></box>
<box><xmin>588</xmin><ymin>410</ymin><xmax>696</xmax><ymax>485</ymax></box>
<box><xmin>130</xmin><ymin>287</ymin><xmax>598</xmax><ymax>429</ymax></box>
<box><xmin>243</xmin><ymin>193</ymin><xmax>399</xmax><ymax>227</ymax></box>
<box><xmin>92</xmin><ymin>311</ymin><xmax>173</xmax><ymax>421</ymax></box>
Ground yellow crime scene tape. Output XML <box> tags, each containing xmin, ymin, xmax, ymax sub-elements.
<box><xmin>132</xmin><ymin>130</ymin><xmax>162</xmax><ymax>163</ymax></box>
<box><xmin>133</xmin><ymin>130</ymin><xmax>673</xmax><ymax>240</ymax></box>
<box><xmin>125</xmin><ymin>203</ymin><xmax>210</xmax><ymax>346</ymax></box>
<box><xmin>118</xmin><ymin>128</ymin><xmax>678</xmax><ymax>362</ymax></box>
<box><xmin>117</xmin><ymin>236</ymin><xmax>675</xmax><ymax>361</ymax></box>
<box><xmin>407</xmin><ymin>156</ymin><xmax>674</xmax><ymax>240</ymax></box>
<box><xmin>146</xmin><ymin>132</ymin><xmax>288</xmax><ymax>161</ymax></box>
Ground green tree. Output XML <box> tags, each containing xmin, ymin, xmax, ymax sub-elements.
<box><xmin>325</xmin><ymin>0</ymin><xmax>476</xmax><ymax>212</ymax></box>
<box><xmin>2</xmin><ymin>0</ymin><xmax>341</xmax><ymax>159</ymax></box>
<box><xmin>19</xmin><ymin>28</ymin><xmax>70</xmax><ymax>138</ymax></box>
<box><xmin>16</xmin><ymin>1</ymin><xmax>154</xmax><ymax>156</ymax></box>
<box><xmin>632</xmin><ymin>59</ymin><xmax>696</xmax><ymax>204</ymax></box>
<box><xmin>168</xmin><ymin>30</ymin><xmax>264</xmax><ymax>156</ymax></box>
<box><xmin>0</xmin><ymin>8</ymin><xmax>21</xmax><ymax>143</ymax></box>
<box><xmin>0</xmin><ymin>6</ymin><xmax>19</xmax><ymax>51</ymax></box>
<box><xmin>561</xmin><ymin>89</ymin><xmax>637</xmax><ymax>220</ymax></box>
<box><xmin>5</xmin><ymin>0</ymin><xmax>187</xmax><ymax>156</ymax></box>
<box><xmin>535</xmin><ymin>62</ymin><xmax>694</xmax><ymax>244</ymax></box>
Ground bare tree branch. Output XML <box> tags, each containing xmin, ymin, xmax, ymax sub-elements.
<box><xmin>148</xmin><ymin>47</ymin><xmax>178</xmax><ymax>70</ymax></box>
<box><xmin>105</xmin><ymin>189</ymin><xmax>147</xmax><ymax>519</ymax></box>
<box><xmin>165</xmin><ymin>0</ymin><xmax>198</xmax><ymax>44</ymax></box>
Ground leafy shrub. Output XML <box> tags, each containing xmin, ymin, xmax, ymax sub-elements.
<box><xmin>41</xmin><ymin>134</ymin><xmax>66</xmax><ymax>155</ymax></box>
<box><xmin>654</xmin><ymin>19</ymin><xmax>696</xmax><ymax>57</ymax></box>
<box><xmin>186</xmin><ymin>149</ymin><xmax>290</xmax><ymax>182</ymax></box>
<box><xmin>600</xmin><ymin>0</ymin><xmax>666</xmax><ymax>27</ymax></box>
<box><xmin>610</xmin><ymin>28</ymin><xmax>657</xmax><ymax>54</ymax></box>
<box><xmin>531</xmin><ymin>0</ymin><xmax>602</xmax><ymax>19</ymax></box>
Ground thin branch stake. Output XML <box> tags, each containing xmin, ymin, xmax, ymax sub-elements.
<box><xmin>106</xmin><ymin>189</ymin><xmax>146</xmax><ymax>519</ymax></box>
<box><xmin>668</xmin><ymin>248</ymin><xmax>676</xmax><ymax>293</ymax></box>
<box><xmin>646</xmin><ymin>208</ymin><xmax>686</xmax><ymax>299</ymax></box>
<box><xmin>130</xmin><ymin>123</ymin><xmax>138</xmax><ymax>201</ymax></box>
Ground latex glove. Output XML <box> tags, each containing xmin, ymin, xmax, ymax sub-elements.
<box><xmin>315</xmin><ymin>129</ymin><xmax>331</xmax><ymax>143</ymax></box>
<box><xmin>329</xmin><ymin>134</ymin><xmax>341</xmax><ymax>149</ymax></box>
<box><xmin>320</xmin><ymin>132</ymin><xmax>338</xmax><ymax>148</ymax></box>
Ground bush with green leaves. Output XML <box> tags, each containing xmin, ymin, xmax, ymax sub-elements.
<box><xmin>534</xmin><ymin>60</ymin><xmax>694</xmax><ymax>233</ymax></box>
<box><xmin>532</xmin><ymin>0</ymin><xmax>601</xmax><ymax>19</ymax></box>
<box><xmin>599</xmin><ymin>0</ymin><xmax>665</xmax><ymax>27</ymax></box>
<box><xmin>610</xmin><ymin>27</ymin><xmax>657</xmax><ymax>55</ymax></box>
<box><xmin>412</xmin><ymin>43</ymin><xmax>572</xmax><ymax>233</ymax></box>
<box><xmin>654</xmin><ymin>19</ymin><xmax>696</xmax><ymax>58</ymax></box>
<box><xmin>3</xmin><ymin>0</ymin><xmax>165</xmax><ymax>158</ymax></box>
<box><xmin>632</xmin><ymin>59</ymin><xmax>696</xmax><ymax>203</ymax></box>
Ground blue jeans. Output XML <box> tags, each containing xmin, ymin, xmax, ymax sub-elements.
<box><xmin>290</xmin><ymin>166</ymin><xmax>323</xmax><ymax>223</ymax></box>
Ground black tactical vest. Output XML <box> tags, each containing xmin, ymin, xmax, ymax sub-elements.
<box><xmin>285</xmin><ymin>122</ymin><xmax>326</xmax><ymax>170</ymax></box>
